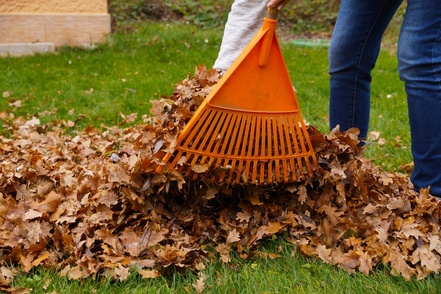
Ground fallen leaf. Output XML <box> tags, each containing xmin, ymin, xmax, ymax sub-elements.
<box><xmin>24</xmin><ymin>209</ymin><xmax>43</xmax><ymax>221</ymax></box>
<box><xmin>191</xmin><ymin>164</ymin><xmax>210</xmax><ymax>173</ymax></box>
<box><xmin>138</xmin><ymin>269</ymin><xmax>160</xmax><ymax>279</ymax></box>
<box><xmin>193</xmin><ymin>273</ymin><xmax>206</xmax><ymax>294</ymax></box>
<box><xmin>226</xmin><ymin>229</ymin><xmax>241</xmax><ymax>244</ymax></box>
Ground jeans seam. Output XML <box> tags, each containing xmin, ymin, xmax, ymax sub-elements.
<box><xmin>352</xmin><ymin>2</ymin><xmax>389</xmax><ymax>130</ymax></box>
<box><xmin>431</xmin><ymin>24</ymin><xmax>441</xmax><ymax>87</ymax></box>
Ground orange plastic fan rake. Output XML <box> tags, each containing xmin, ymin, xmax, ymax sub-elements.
<box><xmin>159</xmin><ymin>8</ymin><xmax>318</xmax><ymax>185</ymax></box>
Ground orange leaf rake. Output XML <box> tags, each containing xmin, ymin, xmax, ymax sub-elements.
<box><xmin>157</xmin><ymin>8</ymin><xmax>318</xmax><ymax>185</ymax></box>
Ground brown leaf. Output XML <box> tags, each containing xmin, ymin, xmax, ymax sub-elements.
<box><xmin>363</xmin><ymin>203</ymin><xmax>380</xmax><ymax>214</ymax></box>
<box><xmin>428</xmin><ymin>234</ymin><xmax>441</xmax><ymax>254</ymax></box>
<box><xmin>215</xmin><ymin>243</ymin><xmax>231</xmax><ymax>263</ymax></box>
<box><xmin>411</xmin><ymin>245</ymin><xmax>441</xmax><ymax>273</ymax></box>
<box><xmin>256</xmin><ymin>252</ymin><xmax>280</xmax><ymax>260</ymax></box>
<box><xmin>138</xmin><ymin>269</ymin><xmax>160</xmax><ymax>279</ymax></box>
<box><xmin>226</xmin><ymin>229</ymin><xmax>241</xmax><ymax>244</ymax></box>
<box><xmin>401</xmin><ymin>218</ymin><xmax>424</xmax><ymax>239</ymax></box>
<box><xmin>297</xmin><ymin>185</ymin><xmax>308</xmax><ymax>204</ymax></box>
<box><xmin>248</xmin><ymin>194</ymin><xmax>263</xmax><ymax>206</ymax></box>
<box><xmin>33</xmin><ymin>191</ymin><xmax>62</xmax><ymax>214</ymax></box>
<box><xmin>368</xmin><ymin>131</ymin><xmax>381</xmax><ymax>141</ymax></box>
<box><xmin>358</xmin><ymin>250</ymin><xmax>373</xmax><ymax>275</ymax></box>
<box><xmin>236</xmin><ymin>211</ymin><xmax>252</xmax><ymax>223</ymax></box>
<box><xmin>0</xmin><ymin>266</ymin><xmax>16</xmax><ymax>289</ymax></box>
<box><xmin>191</xmin><ymin>163</ymin><xmax>210</xmax><ymax>173</ymax></box>
<box><xmin>193</xmin><ymin>273</ymin><xmax>206</xmax><ymax>294</ymax></box>
<box><xmin>386</xmin><ymin>197</ymin><xmax>411</xmax><ymax>213</ymax></box>
<box><xmin>379</xmin><ymin>174</ymin><xmax>394</xmax><ymax>186</ymax></box>
<box><xmin>203</xmin><ymin>187</ymin><xmax>219</xmax><ymax>200</ymax></box>
<box><xmin>120</xmin><ymin>230</ymin><xmax>145</xmax><ymax>257</ymax></box>
<box><xmin>24</xmin><ymin>209</ymin><xmax>43</xmax><ymax>221</ymax></box>
<box><xmin>108</xmin><ymin>163</ymin><xmax>131</xmax><ymax>184</ymax></box>
<box><xmin>388</xmin><ymin>250</ymin><xmax>416</xmax><ymax>280</ymax></box>
<box><xmin>31</xmin><ymin>251</ymin><xmax>51</xmax><ymax>268</ymax></box>
<box><xmin>316</xmin><ymin>244</ymin><xmax>333</xmax><ymax>264</ymax></box>
<box><xmin>148</xmin><ymin>229</ymin><xmax>166</xmax><ymax>247</ymax></box>
<box><xmin>266</xmin><ymin>222</ymin><xmax>284</xmax><ymax>234</ymax></box>
<box><xmin>113</xmin><ymin>265</ymin><xmax>130</xmax><ymax>282</ymax></box>
<box><xmin>120</xmin><ymin>112</ymin><xmax>138</xmax><ymax>125</ymax></box>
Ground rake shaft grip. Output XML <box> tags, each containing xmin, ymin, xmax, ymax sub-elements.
<box><xmin>266</xmin><ymin>7</ymin><xmax>279</xmax><ymax>20</ymax></box>
<box><xmin>259</xmin><ymin>7</ymin><xmax>279</xmax><ymax>66</ymax></box>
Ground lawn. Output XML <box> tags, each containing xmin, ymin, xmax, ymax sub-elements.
<box><xmin>1</xmin><ymin>18</ymin><xmax>438</xmax><ymax>294</ymax></box>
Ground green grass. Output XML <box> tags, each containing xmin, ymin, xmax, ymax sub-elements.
<box><xmin>1</xmin><ymin>21</ymin><xmax>433</xmax><ymax>292</ymax></box>
<box><xmin>11</xmin><ymin>239</ymin><xmax>440</xmax><ymax>293</ymax></box>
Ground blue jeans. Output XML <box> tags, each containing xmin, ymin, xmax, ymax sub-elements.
<box><xmin>329</xmin><ymin>0</ymin><xmax>441</xmax><ymax>197</ymax></box>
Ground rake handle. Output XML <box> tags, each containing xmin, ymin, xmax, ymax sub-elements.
<box><xmin>266</xmin><ymin>7</ymin><xmax>279</xmax><ymax>20</ymax></box>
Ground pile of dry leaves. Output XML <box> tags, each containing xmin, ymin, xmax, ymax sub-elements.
<box><xmin>1</xmin><ymin>65</ymin><xmax>440</xmax><ymax>292</ymax></box>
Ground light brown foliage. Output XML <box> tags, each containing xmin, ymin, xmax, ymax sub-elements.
<box><xmin>1</xmin><ymin>65</ymin><xmax>440</xmax><ymax>291</ymax></box>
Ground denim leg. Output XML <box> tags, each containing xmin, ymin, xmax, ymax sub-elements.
<box><xmin>398</xmin><ymin>0</ymin><xmax>441</xmax><ymax>197</ymax></box>
<box><xmin>329</xmin><ymin>0</ymin><xmax>402</xmax><ymax>139</ymax></box>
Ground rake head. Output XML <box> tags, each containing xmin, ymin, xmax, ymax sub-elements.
<box><xmin>157</xmin><ymin>13</ymin><xmax>318</xmax><ymax>185</ymax></box>
<box><xmin>164</xmin><ymin>107</ymin><xmax>317</xmax><ymax>185</ymax></box>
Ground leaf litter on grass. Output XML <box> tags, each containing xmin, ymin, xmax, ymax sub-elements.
<box><xmin>1</xmin><ymin>65</ymin><xmax>441</xmax><ymax>292</ymax></box>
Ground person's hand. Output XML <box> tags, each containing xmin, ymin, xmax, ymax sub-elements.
<box><xmin>267</xmin><ymin>0</ymin><xmax>291</xmax><ymax>10</ymax></box>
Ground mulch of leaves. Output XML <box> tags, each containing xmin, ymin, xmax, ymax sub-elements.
<box><xmin>1</xmin><ymin>65</ymin><xmax>440</xmax><ymax>292</ymax></box>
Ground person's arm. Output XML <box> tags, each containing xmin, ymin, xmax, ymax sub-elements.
<box><xmin>213</xmin><ymin>0</ymin><xmax>268</xmax><ymax>72</ymax></box>
<box><xmin>213</xmin><ymin>0</ymin><xmax>292</xmax><ymax>72</ymax></box>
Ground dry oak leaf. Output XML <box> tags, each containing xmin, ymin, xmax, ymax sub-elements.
<box><xmin>23</xmin><ymin>209</ymin><xmax>43</xmax><ymax>221</ymax></box>
<box><xmin>236</xmin><ymin>211</ymin><xmax>252</xmax><ymax>223</ymax></box>
<box><xmin>137</xmin><ymin>269</ymin><xmax>160</xmax><ymax>279</ymax></box>
<box><xmin>248</xmin><ymin>194</ymin><xmax>263</xmax><ymax>206</ymax></box>
<box><xmin>0</xmin><ymin>266</ymin><xmax>17</xmax><ymax>291</ymax></box>
<box><xmin>357</xmin><ymin>250</ymin><xmax>374</xmax><ymax>275</ymax></box>
<box><xmin>428</xmin><ymin>234</ymin><xmax>441</xmax><ymax>254</ymax></box>
<box><xmin>265</xmin><ymin>222</ymin><xmax>284</xmax><ymax>234</ymax></box>
<box><xmin>297</xmin><ymin>185</ymin><xmax>308</xmax><ymax>205</ymax></box>
<box><xmin>226</xmin><ymin>229</ymin><xmax>241</xmax><ymax>244</ymax></box>
<box><xmin>316</xmin><ymin>244</ymin><xmax>334</xmax><ymax>265</ymax></box>
<box><xmin>387</xmin><ymin>250</ymin><xmax>416</xmax><ymax>280</ymax></box>
<box><xmin>215</xmin><ymin>243</ymin><xmax>232</xmax><ymax>263</ymax></box>
<box><xmin>411</xmin><ymin>244</ymin><xmax>441</xmax><ymax>273</ymax></box>
<box><xmin>193</xmin><ymin>273</ymin><xmax>207</xmax><ymax>294</ymax></box>
<box><xmin>191</xmin><ymin>163</ymin><xmax>210</xmax><ymax>173</ymax></box>
<box><xmin>203</xmin><ymin>187</ymin><xmax>219</xmax><ymax>200</ymax></box>
<box><xmin>256</xmin><ymin>252</ymin><xmax>281</xmax><ymax>260</ymax></box>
